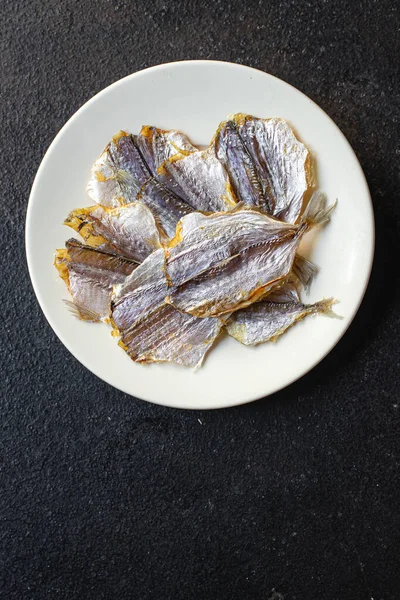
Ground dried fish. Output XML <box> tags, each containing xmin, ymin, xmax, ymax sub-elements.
<box><xmin>117</xmin><ymin>303</ymin><xmax>224</xmax><ymax>368</ymax></box>
<box><xmin>63</xmin><ymin>206</ymin><xmax>114</xmax><ymax>251</ymax></box>
<box><xmin>111</xmin><ymin>249</ymin><xmax>223</xmax><ymax>368</ymax></box>
<box><xmin>213</xmin><ymin>114</ymin><xmax>311</xmax><ymax>222</ymax></box>
<box><xmin>55</xmin><ymin>239</ymin><xmax>137</xmax><ymax>321</ymax></box>
<box><xmin>226</xmin><ymin>282</ymin><xmax>339</xmax><ymax>345</ymax></box>
<box><xmin>166</xmin><ymin>192</ymin><xmax>335</xmax><ymax>318</ymax></box>
<box><xmin>224</xmin><ymin>253</ymin><xmax>319</xmax><ymax>342</ymax></box>
<box><xmin>65</xmin><ymin>202</ymin><xmax>161</xmax><ymax>262</ymax></box>
<box><xmin>112</xmin><ymin>249</ymin><xmax>167</xmax><ymax>326</ymax></box>
<box><xmin>160</xmin><ymin>146</ymin><xmax>237</xmax><ymax>212</ymax></box>
<box><xmin>136</xmin><ymin>125</ymin><xmax>198</xmax><ymax>174</ymax></box>
<box><xmin>55</xmin><ymin>117</ymin><xmax>338</xmax><ymax>369</ymax></box>
<box><xmin>87</xmin><ymin>131</ymin><xmax>194</xmax><ymax>238</ymax></box>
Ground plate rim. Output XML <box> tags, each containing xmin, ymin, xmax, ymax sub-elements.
<box><xmin>25</xmin><ymin>59</ymin><xmax>375</xmax><ymax>410</ymax></box>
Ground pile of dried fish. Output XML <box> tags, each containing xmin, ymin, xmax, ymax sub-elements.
<box><xmin>55</xmin><ymin>114</ymin><xmax>339</xmax><ymax>369</ymax></box>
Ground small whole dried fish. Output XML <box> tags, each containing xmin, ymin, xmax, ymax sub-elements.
<box><xmin>166</xmin><ymin>192</ymin><xmax>335</xmax><ymax>318</ymax></box>
<box><xmin>111</xmin><ymin>249</ymin><xmax>224</xmax><ymax>368</ymax></box>
<box><xmin>226</xmin><ymin>282</ymin><xmax>339</xmax><ymax>345</ymax></box>
<box><xmin>55</xmin><ymin>239</ymin><xmax>137</xmax><ymax>321</ymax></box>
<box><xmin>213</xmin><ymin>114</ymin><xmax>311</xmax><ymax>222</ymax></box>
<box><xmin>65</xmin><ymin>202</ymin><xmax>161</xmax><ymax>262</ymax></box>
<box><xmin>87</xmin><ymin>131</ymin><xmax>194</xmax><ymax>238</ymax></box>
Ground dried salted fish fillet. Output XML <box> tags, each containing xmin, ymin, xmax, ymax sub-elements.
<box><xmin>214</xmin><ymin>114</ymin><xmax>310</xmax><ymax>222</ymax></box>
<box><xmin>111</xmin><ymin>249</ymin><xmax>223</xmax><ymax>368</ymax></box>
<box><xmin>87</xmin><ymin>131</ymin><xmax>193</xmax><ymax>238</ymax></box>
<box><xmin>55</xmin><ymin>116</ymin><xmax>338</xmax><ymax>370</ymax></box>
<box><xmin>159</xmin><ymin>146</ymin><xmax>237</xmax><ymax>212</ymax></box>
<box><xmin>65</xmin><ymin>203</ymin><xmax>161</xmax><ymax>262</ymax></box>
<box><xmin>54</xmin><ymin>239</ymin><xmax>137</xmax><ymax>322</ymax></box>
<box><xmin>226</xmin><ymin>282</ymin><xmax>339</xmax><ymax>345</ymax></box>
<box><xmin>166</xmin><ymin>192</ymin><xmax>335</xmax><ymax>318</ymax></box>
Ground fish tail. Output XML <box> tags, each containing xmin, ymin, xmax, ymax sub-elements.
<box><xmin>300</xmin><ymin>192</ymin><xmax>337</xmax><ymax>231</ymax></box>
<box><xmin>63</xmin><ymin>299</ymin><xmax>101</xmax><ymax>322</ymax></box>
<box><xmin>308</xmin><ymin>297</ymin><xmax>342</xmax><ymax>319</ymax></box>
<box><xmin>293</xmin><ymin>254</ymin><xmax>319</xmax><ymax>293</ymax></box>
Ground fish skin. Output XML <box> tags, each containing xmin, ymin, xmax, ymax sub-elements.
<box><xmin>165</xmin><ymin>209</ymin><xmax>298</xmax><ymax>317</ymax></box>
<box><xmin>137</xmin><ymin>177</ymin><xmax>193</xmax><ymax>239</ymax></box>
<box><xmin>116</xmin><ymin>303</ymin><xmax>223</xmax><ymax>369</ymax></box>
<box><xmin>137</xmin><ymin>125</ymin><xmax>198</xmax><ymax>175</ymax></box>
<box><xmin>165</xmin><ymin>193</ymin><xmax>334</xmax><ymax>318</ymax></box>
<box><xmin>87</xmin><ymin>131</ymin><xmax>194</xmax><ymax>238</ymax></box>
<box><xmin>55</xmin><ymin>239</ymin><xmax>137</xmax><ymax>322</ymax></box>
<box><xmin>160</xmin><ymin>146</ymin><xmax>237</xmax><ymax>212</ymax></box>
<box><xmin>226</xmin><ymin>282</ymin><xmax>339</xmax><ymax>345</ymax></box>
<box><xmin>66</xmin><ymin>203</ymin><xmax>161</xmax><ymax>263</ymax></box>
<box><xmin>111</xmin><ymin>249</ymin><xmax>223</xmax><ymax>368</ymax></box>
<box><xmin>112</xmin><ymin>249</ymin><xmax>167</xmax><ymax>328</ymax></box>
<box><xmin>214</xmin><ymin>114</ymin><xmax>310</xmax><ymax>222</ymax></box>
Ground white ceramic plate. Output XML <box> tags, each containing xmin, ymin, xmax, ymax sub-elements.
<box><xmin>26</xmin><ymin>60</ymin><xmax>374</xmax><ymax>410</ymax></box>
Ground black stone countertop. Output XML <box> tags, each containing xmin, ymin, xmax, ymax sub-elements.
<box><xmin>1</xmin><ymin>1</ymin><xmax>399</xmax><ymax>598</ymax></box>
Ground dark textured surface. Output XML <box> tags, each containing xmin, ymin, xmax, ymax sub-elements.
<box><xmin>1</xmin><ymin>0</ymin><xmax>400</xmax><ymax>598</ymax></box>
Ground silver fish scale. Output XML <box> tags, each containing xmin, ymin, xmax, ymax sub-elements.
<box><xmin>111</xmin><ymin>248</ymin><xmax>223</xmax><ymax>368</ymax></box>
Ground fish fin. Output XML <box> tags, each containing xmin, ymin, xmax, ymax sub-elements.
<box><xmin>116</xmin><ymin>169</ymin><xmax>138</xmax><ymax>186</ymax></box>
<box><xmin>293</xmin><ymin>254</ymin><xmax>319</xmax><ymax>293</ymax></box>
<box><xmin>267</xmin><ymin>298</ymin><xmax>342</xmax><ymax>343</ymax></box>
<box><xmin>300</xmin><ymin>192</ymin><xmax>337</xmax><ymax>229</ymax></box>
<box><xmin>227</xmin><ymin>200</ymin><xmax>246</xmax><ymax>213</ymax></box>
<box><xmin>63</xmin><ymin>299</ymin><xmax>101</xmax><ymax>322</ymax></box>
<box><xmin>309</xmin><ymin>297</ymin><xmax>343</xmax><ymax>319</ymax></box>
